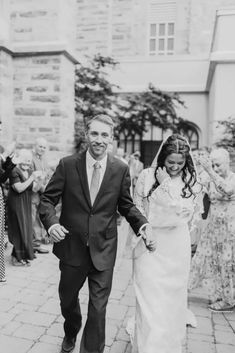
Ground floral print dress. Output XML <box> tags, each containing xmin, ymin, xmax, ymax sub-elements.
<box><xmin>189</xmin><ymin>171</ymin><xmax>235</xmax><ymax>305</ymax></box>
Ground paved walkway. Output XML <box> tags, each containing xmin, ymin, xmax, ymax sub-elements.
<box><xmin>0</xmin><ymin>236</ymin><xmax>235</xmax><ymax>353</ymax></box>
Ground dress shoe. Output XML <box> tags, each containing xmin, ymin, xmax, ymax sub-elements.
<box><xmin>34</xmin><ymin>247</ymin><xmax>49</xmax><ymax>254</ymax></box>
<box><xmin>61</xmin><ymin>336</ymin><xmax>76</xmax><ymax>353</ymax></box>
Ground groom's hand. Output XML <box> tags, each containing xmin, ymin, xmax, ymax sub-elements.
<box><xmin>140</xmin><ymin>224</ymin><xmax>156</xmax><ymax>252</ymax></box>
<box><xmin>49</xmin><ymin>224</ymin><xmax>69</xmax><ymax>243</ymax></box>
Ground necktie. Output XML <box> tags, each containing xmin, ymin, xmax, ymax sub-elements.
<box><xmin>90</xmin><ymin>162</ymin><xmax>101</xmax><ymax>205</ymax></box>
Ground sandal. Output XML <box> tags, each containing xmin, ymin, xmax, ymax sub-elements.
<box><xmin>11</xmin><ymin>257</ymin><xmax>26</xmax><ymax>267</ymax></box>
<box><xmin>208</xmin><ymin>300</ymin><xmax>234</xmax><ymax>313</ymax></box>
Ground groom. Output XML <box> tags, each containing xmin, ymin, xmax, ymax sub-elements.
<box><xmin>39</xmin><ymin>114</ymin><xmax>152</xmax><ymax>353</ymax></box>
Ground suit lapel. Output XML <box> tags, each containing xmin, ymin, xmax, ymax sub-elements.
<box><xmin>92</xmin><ymin>153</ymin><xmax>114</xmax><ymax>208</ymax></box>
<box><xmin>76</xmin><ymin>152</ymin><xmax>92</xmax><ymax>207</ymax></box>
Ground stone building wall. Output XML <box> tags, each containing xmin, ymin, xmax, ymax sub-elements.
<box><xmin>10</xmin><ymin>0</ymin><xmax>60</xmax><ymax>43</ymax></box>
<box><xmin>75</xmin><ymin>0</ymin><xmax>235</xmax><ymax>58</ymax></box>
<box><xmin>2</xmin><ymin>0</ymin><xmax>78</xmax><ymax>158</ymax></box>
<box><xmin>13</xmin><ymin>53</ymin><xmax>75</xmax><ymax>155</ymax></box>
<box><xmin>175</xmin><ymin>0</ymin><xmax>191</xmax><ymax>54</ymax></box>
<box><xmin>111</xmin><ymin>0</ymin><xmax>144</xmax><ymax>56</ymax></box>
<box><xmin>1</xmin><ymin>0</ymin><xmax>235</xmax><ymax>156</ymax></box>
<box><xmin>0</xmin><ymin>49</ymin><xmax>14</xmax><ymax>144</ymax></box>
<box><xmin>76</xmin><ymin>0</ymin><xmax>110</xmax><ymax>56</ymax></box>
<box><xmin>189</xmin><ymin>0</ymin><xmax>235</xmax><ymax>55</ymax></box>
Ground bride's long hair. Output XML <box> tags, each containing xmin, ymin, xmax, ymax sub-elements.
<box><xmin>148</xmin><ymin>134</ymin><xmax>197</xmax><ymax>198</ymax></box>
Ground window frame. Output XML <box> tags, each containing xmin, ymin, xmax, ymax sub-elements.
<box><xmin>149</xmin><ymin>21</ymin><xmax>175</xmax><ymax>56</ymax></box>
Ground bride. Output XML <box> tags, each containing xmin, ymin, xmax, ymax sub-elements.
<box><xmin>126</xmin><ymin>134</ymin><xmax>200</xmax><ymax>353</ymax></box>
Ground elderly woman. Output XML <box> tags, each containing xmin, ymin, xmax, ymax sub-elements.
<box><xmin>189</xmin><ymin>148</ymin><xmax>235</xmax><ymax>312</ymax></box>
<box><xmin>7</xmin><ymin>149</ymin><xmax>42</xmax><ymax>266</ymax></box>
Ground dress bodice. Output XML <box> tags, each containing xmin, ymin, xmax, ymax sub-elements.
<box><xmin>148</xmin><ymin>176</ymin><xmax>195</xmax><ymax>228</ymax></box>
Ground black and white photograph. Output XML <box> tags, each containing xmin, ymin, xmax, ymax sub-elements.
<box><xmin>0</xmin><ymin>0</ymin><xmax>235</xmax><ymax>352</ymax></box>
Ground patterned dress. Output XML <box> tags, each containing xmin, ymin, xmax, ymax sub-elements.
<box><xmin>0</xmin><ymin>156</ymin><xmax>16</xmax><ymax>280</ymax></box>
<box><xmin>189</xmin><ymin>171</ymin><xmax>235</xmax><ymax>305</ymax></box>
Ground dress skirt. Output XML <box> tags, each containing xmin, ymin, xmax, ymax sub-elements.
<box><xmin>132</xmin><ymin>224</ymin><xmax>191</xmax><ymax>353</ymax></box>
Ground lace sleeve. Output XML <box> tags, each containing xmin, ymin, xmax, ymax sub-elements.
<box><xmin>148</xmin><ymin>177</ymin><xmax>198</xmax><ymax>228</ymax></box>
<box><xmin>151</xmin><ymin>177</ymin><xmax>175</xmax><ymax>201</ymax></box>
<box><xmin>133</xmin><ymin>169</ymin><xmax>150</xmax><ymax>218</ymax></box>
<box><xmin>124</xmin><ymin>169</ymin><xmax>154</xmax><ymax>259</ymax></box>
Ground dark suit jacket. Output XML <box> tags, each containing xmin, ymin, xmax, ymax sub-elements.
<box><xmin>39</xmin><ymin>151</ymin><xmax>147</xmax><ymax>270</ymax></box>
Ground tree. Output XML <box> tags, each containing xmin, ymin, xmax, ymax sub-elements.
<box><xmin>215</xmin><ymin>116</ymin><xmax>235</xmax><ymax>151</ymax></box>
<box><xmin>115</xmin><ymin>84</ymin><xmax>185</xmax><ymax>139</ymax></box>
<box><xmin>74</xmin><ymin>55</ymin><xmax>185</xmax><ymax>151</ymax></box>
<box><xmin>74</xmin><ymin>54</ymin><xmax>120</xmax><ymax>151</ymax></box>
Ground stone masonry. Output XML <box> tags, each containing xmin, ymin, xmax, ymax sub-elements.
<box><xmin>0</xmin><ymin>48</ymin><xmax>14</xmax><ymax>144</ymax></box>
<box><xmin>1</xmin><ymin>0</ymin><xmax>235</xmax><ymax>155</ymax></box>
<box><xmin>0</xmin><ymin>0</ymin><xmax>78</xmax><ymax>158</ymax></box>
<box><xmin>13</xmin><ymin>53</ymin><xmax>76</xmax><ymax>155</ymax></box>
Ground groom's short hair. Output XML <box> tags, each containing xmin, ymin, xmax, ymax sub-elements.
<box><xmin>86</xmin><ymin>114</ymin><xmax>114</xmax><ymax>133</ymax></box>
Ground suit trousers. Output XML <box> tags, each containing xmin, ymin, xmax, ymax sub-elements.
<box><xmin>59</xmin><ymin>248</ymin><xmax>114</xmax><ymax>353</ymax></box>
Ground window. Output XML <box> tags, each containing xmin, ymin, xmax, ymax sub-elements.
<box><xmin>148</xmin><ymin>0</ymin><xmax>176</xmax><ymax>56</ymax></box>
<box><xmin>177</xmin><ymin>121</ymin><xmax>200</xmax><ymax>150</ymax></box>
<box><xmin>149</xmin><ymin>22</ymin><xmax>175</xmax><ymax>55</ymax></box>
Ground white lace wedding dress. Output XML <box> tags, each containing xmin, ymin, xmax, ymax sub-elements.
<box><xmin>126</xmin><ymin>168</ymin><xmax>199</xmax><ymax>353</ymax></box>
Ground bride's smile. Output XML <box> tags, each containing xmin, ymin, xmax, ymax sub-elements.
<box><xmin>164</xmin><ymin>153</ymin><xmax>186</xmax><ymax>177</ymax></box>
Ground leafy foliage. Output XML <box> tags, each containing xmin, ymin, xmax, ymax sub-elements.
<box><xmin>116</xmin><ymin>84</ymin><xmax>185</xmax><ymax>139</ymax></box>
<box><xmin>75</xmin><ymin>54</ymin><xmax>119</xmax><ymax>122</ymax></box>
<box><xmin>215</xmin><ymin>116</ymin><xmax>235</xmax><ymax>151</ymax></box>
<box><xmin>74</xmin><ymin>55</ymin><xmax>185</xmax><ymax>151</ymax></box>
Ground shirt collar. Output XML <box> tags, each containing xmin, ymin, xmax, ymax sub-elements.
<box><xmin>86</xmin><ymin>150</ymin><xmax>107</xmax><ymax>169</ymax></box>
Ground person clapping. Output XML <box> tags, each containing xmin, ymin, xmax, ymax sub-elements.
<box><xmin>7</xmin><ymin>149</ymin><xmax>44</xmax><ymax>266</ymax></box>
<box><xmin>189</xmin><ymin>148</ymin><xmax>235</xmax><ymax>312</ymax></box>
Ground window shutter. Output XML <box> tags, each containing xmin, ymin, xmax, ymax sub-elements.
<box><xmin>148</xmin><ymin>1</ymin><xmax>176</xmax><ymax>23</ymax></box>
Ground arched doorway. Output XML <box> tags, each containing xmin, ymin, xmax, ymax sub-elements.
<box><xmin>177</xmin><ymin>120</ymin><xmax>200</xmax><ymax>150</ymax></box>
<box><xmin>117</xmin><ymin>120</ymin><xmax>200</xmax><ymax>167</ymax></box>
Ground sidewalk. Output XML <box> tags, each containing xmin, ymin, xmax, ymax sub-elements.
<box><xmin>0</xmin><ymin>239</ymin><xmax>235</xmax><ymax>353</ymax></box>
<box><xmin>187</xmin><ymin>288</ymin><xmax>235</xmax><ymax>353</ymax></box>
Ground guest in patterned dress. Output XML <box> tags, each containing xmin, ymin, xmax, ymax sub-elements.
<box><xmin>189</xmin><ymin>148</ymin><xmax>235</xmax><ymax>312</ymax></box>
<box><xmin>8</xmin><ymin>149</ymin><xmax>43</xmax><ymax>266</ymax></box>
<box><xmin>0</xmin><ymin>143</ymin><xmax>16</xmax><ymax>282</ymax></box>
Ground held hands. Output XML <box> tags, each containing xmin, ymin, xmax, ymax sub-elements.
<box><xmin>139</xmin><ymin>224</ymin><xmax>157</xmax><ymax>252</ymax></box>
<box><xmin>49</xmin><ymin>224</ymin><xmax>69</xmax><ymax>243</ymax></box>
<box><xmin>156</xmin><ymin>167</ymin><xmax>169</xmax><ymax>184</ymax></box>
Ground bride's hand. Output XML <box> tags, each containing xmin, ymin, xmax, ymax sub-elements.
<box><xmin>140</xmin><ymin>224</ymin><xmax>157</xmax><ymax>252</ymax></box>
<box><xmin>156</xmin><ymin>167</ymin><xmax>169</xmax><ymax>184</ymax></box>
<box><xmin>179</xmin><ymin>207</ymin><xmax>191</xmax><ymax>218</ymax></box>
<box><xmin>143</xmin><ymin>238</ymin><xmax>157</xmax><ymax>252</ymax></box>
